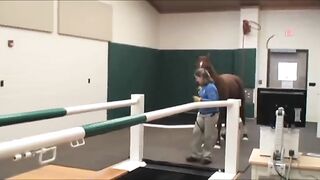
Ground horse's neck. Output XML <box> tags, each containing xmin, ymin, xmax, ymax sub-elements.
<box><xmin>212</xmin><ymin>74</ymin><xmax>228</xmax><ymax>100</ymax></box>
<box><xmin>211</xmin><ymin>73</ymin><xmax>222</xmax><ymax>84</ymax></box>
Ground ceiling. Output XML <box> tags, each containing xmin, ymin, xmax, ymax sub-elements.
<box><xmin>148</xmin><ymin>0</ymin><xmax>320</xmax><ymax>13</ymax></box>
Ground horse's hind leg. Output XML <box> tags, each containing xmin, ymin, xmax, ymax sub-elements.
<box><xmin>214</xmin><ymin>108</ymin><xmax>225</xmax><ymax>149</ymax></box>
<box><xmin>220</xmin><ymin>108</ymin><xmax>226</xmax><ymax>140</ymax></box>
<box><xmin>214</xmin><ymin>119</ymin><xmax>222</xmax><ymax>149</ymax></box>
<box><xmin>240</xmin><ymin>104</ymin><xmax>248</xmax><ymax>140</ymax></box>
<box><xmin>234</xmin><ymin>77</ymin><xmax>249</xmax><ymax>141</ymax></box>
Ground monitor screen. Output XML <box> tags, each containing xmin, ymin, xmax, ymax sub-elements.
<box><xmin>257</xmin><ymin>88</ymin><xmax>306</xmax><ymax>128</ymax></box>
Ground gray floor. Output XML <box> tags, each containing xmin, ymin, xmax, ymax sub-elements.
<box><xmin>1</xmin><ymin>120</ymin><xmax>320</xmax><ymax>179</ymax></box>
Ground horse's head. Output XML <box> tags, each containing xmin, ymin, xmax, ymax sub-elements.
<box><xmin>197</xmin><ymin>56</ymin><xmax>208</xmax><ymax>68</ymax></box>
<box><xmin>196</xmin><ymin>55</ymin><xmax>218</xmax><ymax>79</ymax></box>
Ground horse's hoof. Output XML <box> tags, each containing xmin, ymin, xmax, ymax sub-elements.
<box><xmin>242</xmin><ymin>134</ymin><xmax>249</xmax><ymax>141</ymax></box>
<box><xmin>214</xmin><ymin>144</ymin><xmax>221</xmax><ymax>149</ymax></box>
<box><xmin>214</xmin><ymin>140</ymin><xmax>221</xmax><ymax>149</ymax></box>
<box><xmin>221</xmin><ymin>134</ymin><xmax>226</xmax><ymax>141</ymax></box>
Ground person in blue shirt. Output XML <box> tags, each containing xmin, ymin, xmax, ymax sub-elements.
<box><xmin>186</xmin><ymin>68</ymin><xmax>219</xmax><ymax>165</ymax></box>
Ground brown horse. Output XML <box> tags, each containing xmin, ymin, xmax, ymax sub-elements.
<box><xmin>197</xmin><ymin>56</ymin><xmax>248</xmax><ymax>148</ymax></box>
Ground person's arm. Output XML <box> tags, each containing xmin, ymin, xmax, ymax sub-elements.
<box><xmin>201</xmin><ymin>86</ymin><xmax>218</xmax><ymax>101</ymax></box>
<box><xmin>193</xmin><ymin>96</ymin><xmax>201</xmax><ymax>102</ymax></box>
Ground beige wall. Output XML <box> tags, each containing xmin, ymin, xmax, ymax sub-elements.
<box><xmin>158</xmin><ymin>11</ymin><xmax>240</xmax><ymax>49</ymax></box>
<box><xmin>0</xmin><ymin>1</ymin><xmax>108</xmax><ymax>141</ymax></box>
<box><xmin>102</xmin><ymin>1</ymin><xmax>159</xmax><ymax>48</ymax></box>
<box><xmin>0</xmin><ymin>27</ymin><xmax>108</xmax><ymax>141</ymax></box>
<box><xmin>59</xmin><ymin>0</ymin><xmax>112</xmax><ymax>41</ymax></box>
<box><xmin>0</xmin><ymin>1</ymin><xmax>53</xmax><ymax>32</ymax></box>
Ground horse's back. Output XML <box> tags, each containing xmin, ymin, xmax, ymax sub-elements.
<box><xmin>220</xmin><ymin>74</ymin><xmax>243</xmax><ymax>84</ymax></box>
<box><xmin>219</xmin><ymin>74</ymin><xmax>244</xmax><ymax>99</ymax></box>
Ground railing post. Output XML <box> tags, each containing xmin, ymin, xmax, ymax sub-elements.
<box><xmin>225</xmin><ymin>99</ymin><xmax>241</xmax><ymax>174</ymax></box>
<box><xmin>130</xmin><ymin>94</ymin><xmax>145</xmax><ymax>162</ymax></box>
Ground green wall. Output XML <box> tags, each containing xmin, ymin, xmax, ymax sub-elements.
<box><xmin>108</xmin><ymin>42</ymin><xmax>256</xmax><ymax>118</ymax></box>
<box><xmin>234</xmin><ymin>49</ymin><xmax>256</xmax><ymax>88</ymax></box>
<box><xmin>107</xmin><ymin>42</ymin><xmax>159</xmax><ymax>119</ymax></box>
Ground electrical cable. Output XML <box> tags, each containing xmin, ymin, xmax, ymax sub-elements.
<box><xmin>234</xmin><ymin>164</ymin><xmax>251</xmax><ymax>179</ymax></box>
<box><xmin>242</xmin><ymin>34</ymin><xmax>245</xmax><ymax>48</ymax></box>
<box><xmin>286</xmin><ymin>157</ymin><xmax>292</xmax><ymax>180</ymax></box>
<box><xmin>249</xmin><ymin>20</ymin><xmax>261</xmax><ymax>31</ymax></box>
<box><xmin>238</xmin><ymin>164</ymin><xmax>251</xmax><ymax>174</ymax></box>
<box><xmin>273</xmin><ymin>161</ymin><xmax>286</xmax><ymax>180</ymax></box>
<box><xmin>266</xmin><ymin>34</ymin><xmax>275</xmax><ymax>49</ymax></box>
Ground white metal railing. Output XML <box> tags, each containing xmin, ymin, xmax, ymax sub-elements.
<box><xmin>0</xmin><ymin>95</ymin><xmax>140</xmax><ymax>164</ymax></box>
<box><xmin>0</xmin><ymin>94</ymin><xmax>241</xmax><ymax>179</ymax></box>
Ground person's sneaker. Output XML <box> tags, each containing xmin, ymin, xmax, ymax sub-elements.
<box><xmin>201</xmin><ymin>158</ymin><xmax>212</xmax><ymax>165</ymax></box>
<box><xmin>186</xmin><ymin>156</ymin><xmax>200</xmax><ymax>163</ymax></box>
<box><xmin>242</xmin><ymin>134</ymin><xmax>249</xmax><ymax>141</ymax></box>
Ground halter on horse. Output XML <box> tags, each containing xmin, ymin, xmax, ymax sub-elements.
<box><xmin>197</xmin><ymin>56</ymin><xmax>248</xmax><ymax>148</ymax></box>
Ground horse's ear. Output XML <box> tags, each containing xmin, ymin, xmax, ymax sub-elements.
<box><xmin>198</xmin><ymin>56</ymin><xmax>208</xmax><ymax>61</ymax></box>
<box><xmin>196</xmin><ymin>56</ymin><xmax>201</xmax><ymax>68</ymax></box>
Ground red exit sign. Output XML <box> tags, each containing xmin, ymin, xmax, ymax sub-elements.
<box><xmin>285</xmin><ymin>29</ymin><xmax>294</xmax><ymax>37</ymax></box>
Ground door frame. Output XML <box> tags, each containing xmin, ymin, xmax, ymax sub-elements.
<box><xmin>267</xmin><ymin>49</ymin><xmax>309</xmax><ymax>89</ymax></box>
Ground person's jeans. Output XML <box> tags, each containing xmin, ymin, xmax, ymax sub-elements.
<box><xmin>191</xmin><ymin>113</ymin><xmax>219</xmax><ymax>159</ymax></box>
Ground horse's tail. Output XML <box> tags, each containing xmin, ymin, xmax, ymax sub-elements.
<box><xmin>235</xmin><ymin>77</ymin><xmax>246</xmax><ymax>125</ymax></box>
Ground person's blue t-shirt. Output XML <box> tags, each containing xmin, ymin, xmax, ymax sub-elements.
<box><xmin>198</xmin><ymin>83</ymin><xmax>219</xmax><ymax>115</ymax></box>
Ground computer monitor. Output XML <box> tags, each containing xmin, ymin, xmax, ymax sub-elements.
<box><xmin>257</xmin><ymin>88</ymin><xmax>306</xmax><ymax>128</ymax></box>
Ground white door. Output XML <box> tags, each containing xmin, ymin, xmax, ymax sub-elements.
<box><xmin>267</xmin><ymin>50</ymin><xmax>307</xmax><ymax>89</ymax></box>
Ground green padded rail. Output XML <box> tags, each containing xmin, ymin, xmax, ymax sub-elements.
<box><xmin>0</xmin><ymin>108</ymin><xmax>67</xmax><ymax>126</ymax></box>
<box><xmin>83</xmin><ymin>114</ymin><xmax>147</xmax><ymax>138</ymax></box>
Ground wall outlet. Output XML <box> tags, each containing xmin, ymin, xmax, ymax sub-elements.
<box><xmin>268</xmin><ymin>161</ymin><xmax>286</xmax><ymax>176</ymax></box>
<box><xmin>8</xmin><ymin>40</ymin><xmax>14</xmax><ymax>48</ymax></box>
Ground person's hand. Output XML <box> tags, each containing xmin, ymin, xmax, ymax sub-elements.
<box><xmin>193</xmin><ymin>96</ymin><xmax>201</xmax><ymax>102</ymax></box>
